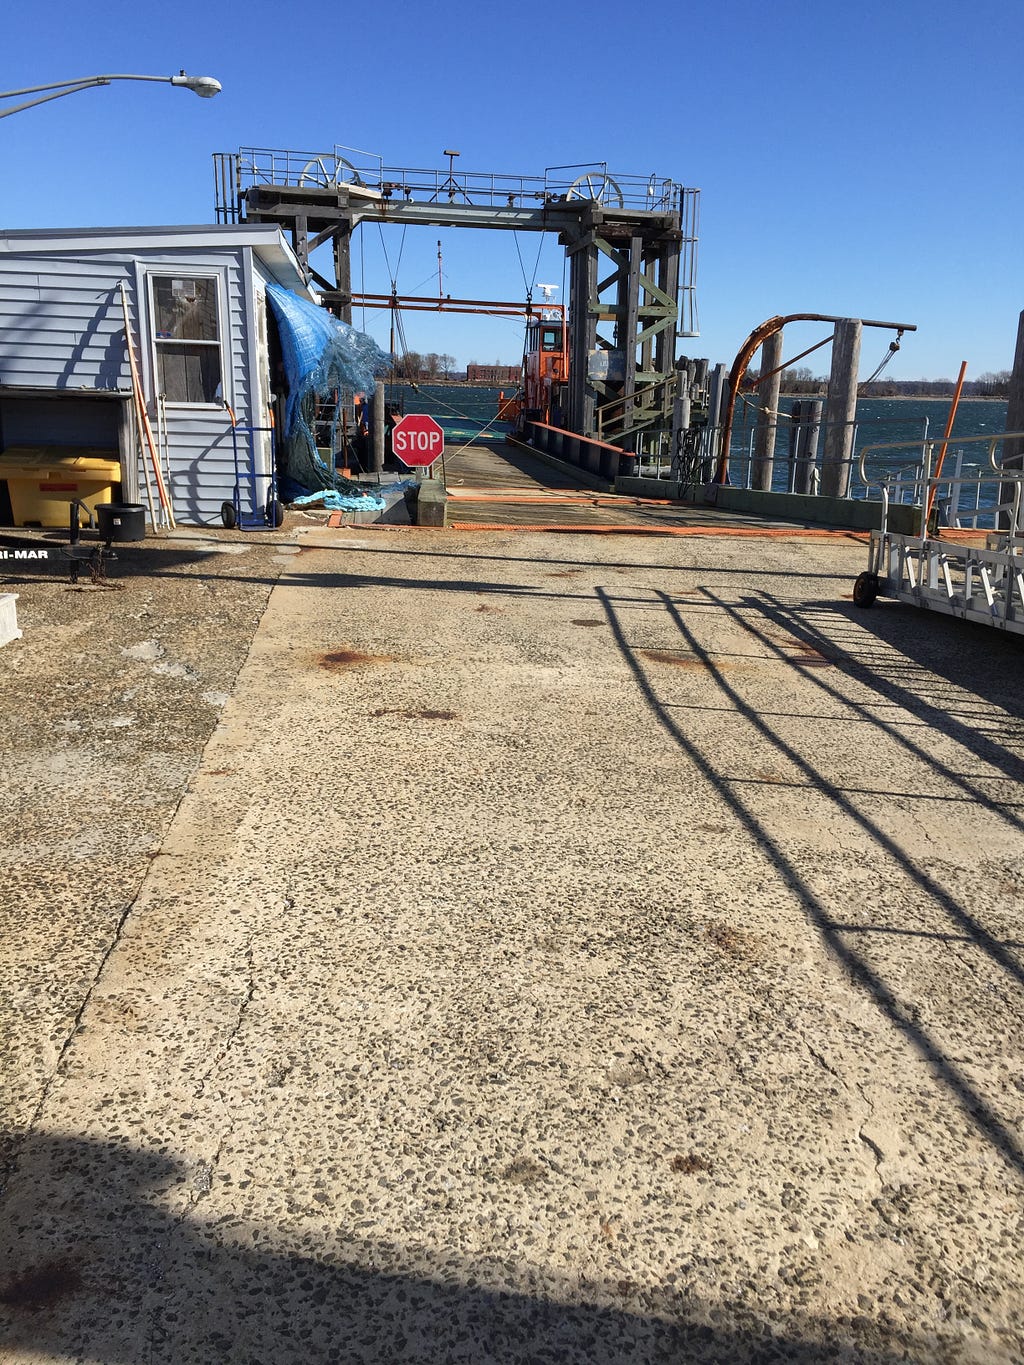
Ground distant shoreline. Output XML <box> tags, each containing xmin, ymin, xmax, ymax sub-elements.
<box><xmin>391</xmin><ymin>381</ymin><xmax>1009</xmax><ymax>402</ymax></box>
<box><xmin>777</xmin><ymin>393</ymin><xmax>1007</xmax><ymax>402</ymax></box>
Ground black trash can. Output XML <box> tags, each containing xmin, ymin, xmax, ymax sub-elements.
<box><xmin>96</xmin><ymin>502</ymin><xmax>146</xmax><ymax>542</ymax></box>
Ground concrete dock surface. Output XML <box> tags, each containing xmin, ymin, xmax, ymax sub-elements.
<box><xmin>1</xmin><ymin>526</ymin><xmax>1023</xmax><ymax>1363</ymax></box>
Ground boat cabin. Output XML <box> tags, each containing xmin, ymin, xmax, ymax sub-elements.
<box><xmin>521</xmin><ymin>309</ymin><xmax>568</xmax><ymax>426</ymax></box>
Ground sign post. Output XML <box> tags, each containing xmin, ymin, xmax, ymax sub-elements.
<box><xmin>392</xmin><ymin>413</ymin><xmax>445</xmax><ymax>470</ymax></box>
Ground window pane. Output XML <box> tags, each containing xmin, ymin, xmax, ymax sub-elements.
<box><xmin>153</xmin><ymin>277</ymin><xmax>219</xmax><ymax>342</ymax></box>
<box><xmin>157</xmin><ymin>344</ymin><xmax>222</xmax><ymax>403</ymax></box>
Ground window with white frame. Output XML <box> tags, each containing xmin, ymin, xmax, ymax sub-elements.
<box><xmin>149</xmin><ymin>275</ymin><xmax>223</xmax><ymax>404</ymax></box>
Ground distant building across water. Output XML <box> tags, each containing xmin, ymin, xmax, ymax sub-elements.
<box><xmin>466</xmin><ymin>364</ymin><xmax>520</xmax><ymax>385</ymax></box>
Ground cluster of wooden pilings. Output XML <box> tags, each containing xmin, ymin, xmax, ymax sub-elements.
<box><xmin>743</xmin><ymin>317</ymin><xmax>899</xmax><ymax>497</ymax></box>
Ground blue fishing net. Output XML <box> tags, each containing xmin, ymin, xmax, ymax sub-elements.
<box><xmin>265</xmin><ymin>284</ymin><xmax>391</xmax><ymax>494</ymax></box>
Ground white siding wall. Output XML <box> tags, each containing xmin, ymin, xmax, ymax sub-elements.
<box><xmin>0</xmin><ymin>243</ymin><xmax>262</xmax><ymax>525</ymax></box>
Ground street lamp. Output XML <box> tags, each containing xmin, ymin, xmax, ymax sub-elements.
<box><xmin>0</xmin><ymin>71</ymin><xmax>222</xmax><ymax>119</ymax></box>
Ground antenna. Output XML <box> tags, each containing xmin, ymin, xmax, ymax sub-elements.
<box><xmin>442</xmin><ymin>148</ymin><xmax>461</xmax><ymax>201</ymax></box>
<box><xmin>536</xmin><ymin>283</ymin><xmax>558</xmax><ymax>302</ymax></box>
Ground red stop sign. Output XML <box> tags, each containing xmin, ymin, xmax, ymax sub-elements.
<box><xmin>392</xmin><ymin>413</ymin><xmax>445</xmax><ymax>467</ymax></box>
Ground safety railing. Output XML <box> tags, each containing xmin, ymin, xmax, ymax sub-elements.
<box><xmin>637</xmin><ymin>414</ymin><xmax>934</xmax><ymax>495</ymax></box>
<box><xmin>858</xmin><ymin>432</ymin><xmax>1024</xmax><ymax>532</ymax></box>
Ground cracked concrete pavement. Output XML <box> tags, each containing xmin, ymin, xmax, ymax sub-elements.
<box><xmin>1</xmin><ymin>526</ymin><xmax>1023</xmax><ymax>1363</ymax></box>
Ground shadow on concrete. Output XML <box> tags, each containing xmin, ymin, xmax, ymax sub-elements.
<box><xmin>2</xmin><ymin>529</ymin><xmax>865</xmax><ymax>593</ymax></box>
<box><xmin>0</xmin><ymin>1132</ymin><xmax>921</xmax><ymax>1364</ymax></box>
<box><xmin>293</xmin><ymin>539</ymin><xmax>863</xmax><ymax>581</ymax></box>
<box><xmin>0</xmin><ymin>532</ymin><xmax>289</xmax><ymax>588</ymax></box>
<box><xmin>726</xmin><ymin>589</ymin><xmax>1024</xmax><ymax>829</ymax></box>
<box><xmin>826</xmin><ymin>595</ymin><xmax>1023</xmax><ymax>765</ymax></box>
<box><xmin>596</xmin><ymin>584</ymin><xmax>1024</xmax><ymax>1180</ymax></box>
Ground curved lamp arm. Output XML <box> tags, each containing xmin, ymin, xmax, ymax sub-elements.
<box><xmin>0</xmin><ymin>71</ymin><xmax>221</xmax><ymax>119</ymax></box>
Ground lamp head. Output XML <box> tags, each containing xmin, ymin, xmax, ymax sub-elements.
<box><xmin>171</xmin><ymin>72</ymin><xmax>222</xmax><ymax>97</ymax></box>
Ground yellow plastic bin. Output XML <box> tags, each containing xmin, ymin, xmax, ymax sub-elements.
<box><xmin>0</xmin><ymin>446</ymin><xmax>121</xmax><ymax>527</ymax></box>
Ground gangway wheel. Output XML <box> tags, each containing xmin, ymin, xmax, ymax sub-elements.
<box><xmin>564</xmin><ymin>172</ymin><xmax>624</xmax><ymax>207</ymax></box>
<box><xmin>297</xmin><ymin>157</ymin><xmax>365</xmax><ymax>189</ymax></box>
<box><xmin>852</xmin><ymin>571</ymin><xmax>879</xmax><ymax>608</ymax></box>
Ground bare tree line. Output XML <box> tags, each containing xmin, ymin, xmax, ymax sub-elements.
<box><xmin>746</xmin><ymin>366</ymin><xmax>1013</xmax><ymax>399</ymax></box>
<box><xmin>391</xmin><ymin>352</ymin><xmax>457</xmax><ymax>381</ymax></box>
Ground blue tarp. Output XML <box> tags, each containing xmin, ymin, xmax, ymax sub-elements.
<box><xmin>264</xmin><ymin>284</ymin><xmax>391</xmax><ymax>494</ymax></box>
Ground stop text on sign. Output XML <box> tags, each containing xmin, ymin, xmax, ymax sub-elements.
<box><xmin>398</xmin><ymin>430</ymin><xmax>440</xmax><ymax>453</ymax></box>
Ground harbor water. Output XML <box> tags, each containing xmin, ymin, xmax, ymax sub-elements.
<box><xmin>382</xmin><ymin>383</ymin><xmax>512</xmax><ymax>446</ymax></box>
<box><xmin>729</xmin><ymin>396</ymin><xmax>1012</xmax><ymax>505</ymax></box>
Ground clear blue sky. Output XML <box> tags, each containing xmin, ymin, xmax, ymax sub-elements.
<box><xmin>4</xmin><ymin>0</ymin><xmax>1022</xmax><ymax>379</ymax></box>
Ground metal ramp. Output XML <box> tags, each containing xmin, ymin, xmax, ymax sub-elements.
<box><xmin>854</xmin><ymin>432</ymin><xmax>1024</xmax><ymax>635</ymax></box>
<box><xmin>441</xmin><ymin>439</ymin><xmax>867</xmax><ymax>535</ymax></box>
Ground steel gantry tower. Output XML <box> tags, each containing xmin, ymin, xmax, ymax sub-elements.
<box><xmin>214</xmin><ymin>148</ymin><xmax>699</xmax><ymax>453</ymax></box>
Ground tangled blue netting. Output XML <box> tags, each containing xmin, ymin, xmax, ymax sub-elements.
<box><xmin>265</xmin><ymin>284</ymin><xmax>391</xmax><ymax>495</ymax></box>
<box><xmin>291</xmin><ymin>488</ymin><xmax>387</xmax><ymax>512</ymax></box>
<box><xmin>289</xmin><ymin>479</ymin><xmax>419</xmax><ymax>513</ymax></box>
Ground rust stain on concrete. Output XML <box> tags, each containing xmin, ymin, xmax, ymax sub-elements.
<box><xmin>318</xmin><ymin>649</ymin><xmax>390</xmax><ymax>670</ymax></box>
<box><xmin>1</xmin><ymin>1260</ymin><xmax>83</xmax><ymax>1312</ymax></box>
<box><xmin>640</xmin><ymin>649</ymin><xmax>745</xmax><ymax>672</ymax></box>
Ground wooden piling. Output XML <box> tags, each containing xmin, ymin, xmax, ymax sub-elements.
<box><xmin>705</xmin><ymin>363</ymin><xmax>728</xmax><ymax>488</ymax></box>
<box><xmin>670</xmin><ymin>379</ymin><xmax>691</xmax><ymax>485</ymax></box>
<box><xmin>751</xmin><ymin>331</ymin><xmax>783</xmax><ymax>491</ymax></box>
<box><xmin>999</xmin><ymin>310</ymin><xmax>1024</xmax><ymax>529</ymax></box>
<box><xmin>1004</xmin><ymin>310</ymin><xmax>1024</xmax><ymax>469</ymax></box>
<box><xmin>789</xmin><ymin>399</ymin><xmax>823</xmax><ymax>495</ymax></box>
<box><xmin>821</xmin><ymin>319</ymin><xmax>862</xmax><ymax>498</ymax></box>
<box><xmin>374</xmin><ymin>379</ymin><xmax>385</xmax><ymax>475</ymax></box>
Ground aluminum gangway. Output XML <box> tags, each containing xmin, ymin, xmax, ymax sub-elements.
<box><xmin>853</xmin><ymin>431</ymin><xmax>1024</xmax><ymax>636</ymax></box>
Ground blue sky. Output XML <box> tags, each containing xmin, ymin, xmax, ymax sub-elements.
<box><xmin>3</xmin><ymin>0</ymin><xmax>1022</xmax><ymax>379</ymax></box>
